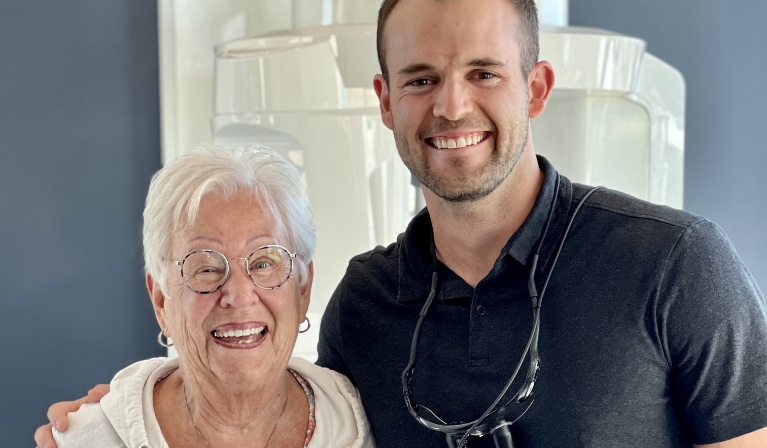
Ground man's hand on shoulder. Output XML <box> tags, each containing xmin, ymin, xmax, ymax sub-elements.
<box><xmin>34</xmin><ymin>385</ymin><xmax>110</xmax><ymax>448</ymax></box>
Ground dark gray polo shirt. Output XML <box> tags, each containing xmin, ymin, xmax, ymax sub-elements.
<box><xmin>318</xmin><ymin>156</ymin><xmax>767</xmax><ymax>447</ymax></box>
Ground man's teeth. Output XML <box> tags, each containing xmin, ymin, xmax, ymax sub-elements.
<box><xmin>431</xmin><ymin>133</ymin><xmax>485</xmax><ymax>149</ymax></box>
<box><xmin>213</xmin><ymin>326</ymin><xmax>265</xmax><ymax>338</ymax></box>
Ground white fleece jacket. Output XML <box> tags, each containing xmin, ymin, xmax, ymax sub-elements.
<box><xmin>53</xmin><ymin>357</ymin><xmax>374</xmax><ymax>448</ymax></box>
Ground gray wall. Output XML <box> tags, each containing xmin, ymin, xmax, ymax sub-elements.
<box><xmin>569</xmin><ymin>0</ymin><xmax>767</xmax><ymax>290</ymax></box>
<box><xmin>0</xmin><ymin>1</ymin><xmax>163</xmax><ymax>444</ymax></box>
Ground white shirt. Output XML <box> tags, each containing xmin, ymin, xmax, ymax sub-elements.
<box><xmin>53</xmin><ymin>357</ymin><xmax>374</xmax><ymax>448</ymax></box>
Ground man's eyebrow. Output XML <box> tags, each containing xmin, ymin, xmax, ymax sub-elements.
<box><xmin>467</xmin><ymin>58</ymin><xmax>507</xmax><ymax>68</ymax></box>
<box><xmin>396</xmin><ymin>59</ymin><xmax>507</xmax><ymax>76</ymax></box>
<box><xmin>397</xmin><ymin>63</ymin><xmax>435</xmax><ymax>76</ymax></box>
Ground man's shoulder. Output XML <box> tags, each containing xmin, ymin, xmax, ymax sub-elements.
<box><xmin>343</xmin><ymin>236</ymin><xmax>402</xmax><ymax>280</ymax></box>
<box><xmin>571</xmin><ymin>183</ymin><xmax>744</xmax><ymax>277</ymax></box>
<box><xmin>349</xmin><ymin>236</ymin><xmax>402</xmax><ymax>264</ymax></box>
<box><xmin>329</xmin><ymin>233</ymin><xmax>408</xmax><ymax>308</ymax></box>
<box><xmin>573</xmin><ymin>183</ymin><xmax>703</xmax><ymax>230</ymax></box>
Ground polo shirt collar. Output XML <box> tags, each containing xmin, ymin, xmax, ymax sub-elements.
<box><xmin>396</xmin><ymin>156</ymin><xmax>572</xmax><ymax>303</ymax></box>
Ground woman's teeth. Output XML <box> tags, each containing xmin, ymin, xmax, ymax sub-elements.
<box><xmin>212</xmin><ymin>326</ymin><xmax>266</xmax><ymax>344</ymax></box>
<box><xmin>431</xmin><ymin>133</ymin><xmax>485</xmax><ymax>149</ymax></box>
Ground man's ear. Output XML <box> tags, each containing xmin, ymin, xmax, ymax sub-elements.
<box><xmin>374</xmin><ymin>74</ymin><xmax>394</xmax><ymax>130</ymax></box>
<box><xmin>299</xmin><ymin>261</ymin><xmax>314</xmax><ymax>317</ymax></box>
<box><xmin>146</xmin><ymin>272</ymin><xmax>168</xmax><ymax>332</ymax></box>
<box><xmin>528</xmin><ymin>61</ymin><xmax>555</xmax><ymax>118</ymax></box>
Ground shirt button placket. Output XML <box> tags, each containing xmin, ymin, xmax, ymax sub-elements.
<box><xmin>469</xmin><ymin>291</ymin><xmax>490</xmax><ymax>365</ymax></box>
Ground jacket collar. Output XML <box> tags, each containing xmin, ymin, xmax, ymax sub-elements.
<box><xmin>101</xmin><ymin>357</ymin><xmax>178</xmax><ymax>448</ymax></box>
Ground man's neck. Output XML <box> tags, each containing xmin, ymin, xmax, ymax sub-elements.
<box><xmin>426</xmin><ymin>145</ymin><xmax>543</xmax><ymax>288</ymax></box>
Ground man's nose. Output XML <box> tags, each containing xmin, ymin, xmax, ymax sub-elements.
<box><xmin>432</xmin><ymin>77</ymin><xmax>473</xmax><ymax>121</ymax></box>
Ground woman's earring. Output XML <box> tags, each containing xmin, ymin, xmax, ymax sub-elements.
<box><xmin>158</xmin><ymin>329</ymin><xmax>174</xmax><ymax>348</ymax></box>
<box><xmin>299</xmin><ymin>317</ymin><xmax>311</xmax><ymax>334</ymax></box>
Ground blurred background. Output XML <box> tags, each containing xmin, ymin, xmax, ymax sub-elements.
<box><xmin>1</xmin><ymin>0</ymin><xmax>765</xmax><ymax>444</ymax></box>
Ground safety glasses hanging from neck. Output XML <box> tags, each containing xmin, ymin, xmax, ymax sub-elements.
<box><xmin>401</xmin><ymin>178</ymin><xmax>601</xmax><ymax>448</ymax></box>
<box><xmin>401</xmin><ymin>270</ymin><xmax>540</xmax><ymax>448</ymax></box>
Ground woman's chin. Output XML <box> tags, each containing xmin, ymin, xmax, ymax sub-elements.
<box><xmin>205</xmin><ymin>347</ymin><xmax>291</xmax><ymax>389</ymax></box>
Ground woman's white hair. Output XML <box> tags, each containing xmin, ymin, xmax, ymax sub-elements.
<box><xmin>143</xmin><ymin>146</ymin><xmax>316</xmax><ymax>294</ymax></box>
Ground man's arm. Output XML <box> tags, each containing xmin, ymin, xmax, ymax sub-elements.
<box><xmin>694</xmin><ymin>427</ymin><xmax>767</xmax><ymax>447</ymax></box>
<box><xmin>661</xmin><ymin>219</ymin><xmax>767</xmax><ymax>445</ymax></box>
<box><xmin>33</xmin><ymin>385</ymin><xmax>109</xmax><ymax>448</ymax></box>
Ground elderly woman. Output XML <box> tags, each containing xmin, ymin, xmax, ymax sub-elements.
<box><xmin>52</xmin><ymin>146</ymin><xmax>373</xmax><ymax>447</ymax></box>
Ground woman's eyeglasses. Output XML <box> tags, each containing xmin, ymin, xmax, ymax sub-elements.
<box><xmin>165</xmin><ymin>245</ymin><xmax>298</xmax><ymax>293</ymax></box>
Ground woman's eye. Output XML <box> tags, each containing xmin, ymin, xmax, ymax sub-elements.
<box><xmin>194</xmin><ymin>266</ymin><xmax>223</xmax><ymax>278</ymax></box>
<box><xmin>252</xmin><ymin>260</ymin><xmax>271</xmax><ymax>270</ymax></box>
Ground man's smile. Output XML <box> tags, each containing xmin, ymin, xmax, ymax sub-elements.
<box><xmin>426</xmin><ymin>131</ymin><xmax>490</xmax><ymax>149</ymax></box>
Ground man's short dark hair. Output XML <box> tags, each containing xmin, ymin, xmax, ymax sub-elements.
<box><xmin>376</xmin><ymin>0</ymin><xmax>540</xmax><ymax>85</ymax></box>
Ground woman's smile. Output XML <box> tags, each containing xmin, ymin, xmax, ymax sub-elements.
<box><xmin>210</xmin><ymin>321</ymin><xmax>269</xmax><ymax>348</ymax></box>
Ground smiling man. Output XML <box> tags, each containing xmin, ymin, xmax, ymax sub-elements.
<box><xmin>35</xmin><ymin>0</ymin><xmax>767</xmax><ymax>447</ymax></box>
<box><xmin>317</xmin><ymin>0</ymin><xmax>767</xmax><ymax>446</ymax></box>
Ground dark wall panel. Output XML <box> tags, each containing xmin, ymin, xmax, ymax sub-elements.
<box><xmin>570</xmin><ymin>0</ymin><xmax>767</xmax><ymax>289</ymax></box>
<box><xmin>0</xmin><ymin>1</ymin><xmax>163</xmax><ymax>444</ymax></box>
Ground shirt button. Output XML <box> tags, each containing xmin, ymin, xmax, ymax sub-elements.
<box><xmin>475</xmin><ymin>305</ymin><xmax>487</xmax><ymax>316</ymax></box>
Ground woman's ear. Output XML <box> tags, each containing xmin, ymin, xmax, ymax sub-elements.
<box><xmin>299</xmin><ymin>261</ymin><xmax>314</xmax><ymax>317</ymax></box>
<box><xmin>146</xmin><ymin>272</ymin><xmax>168</xmax><ymax>332</ymax></box>
<box><xmin>528</xmin><ymin>60</ymin><xmax>555</xmax><ymax>119</ymax></box>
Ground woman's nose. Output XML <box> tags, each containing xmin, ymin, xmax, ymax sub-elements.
<box><xmin>219</xmin><ymin>258</ymin><xmax>259</xmax><ymax>308</ymax></box>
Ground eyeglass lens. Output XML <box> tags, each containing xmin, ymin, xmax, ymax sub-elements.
<box><xmin>181</xmin><ymin>247</ymin><xmax>292</xmax><ymax>292</ymax></box>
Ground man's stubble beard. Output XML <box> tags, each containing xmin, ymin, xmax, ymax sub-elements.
<box><xmin>393</xmin><ymin>113</ymin><xmax>529</xmax><ymax>203</ymax></box>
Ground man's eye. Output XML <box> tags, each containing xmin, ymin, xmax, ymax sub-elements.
<box><xmin>477</xmin><ymin>72</ymin><xmax>497</xmax><ymax>80</ymax></box>
<box><xmin>408</xmin><ymin>78</ymin><xmax>431</xmax><ymax>87</ymax></box>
